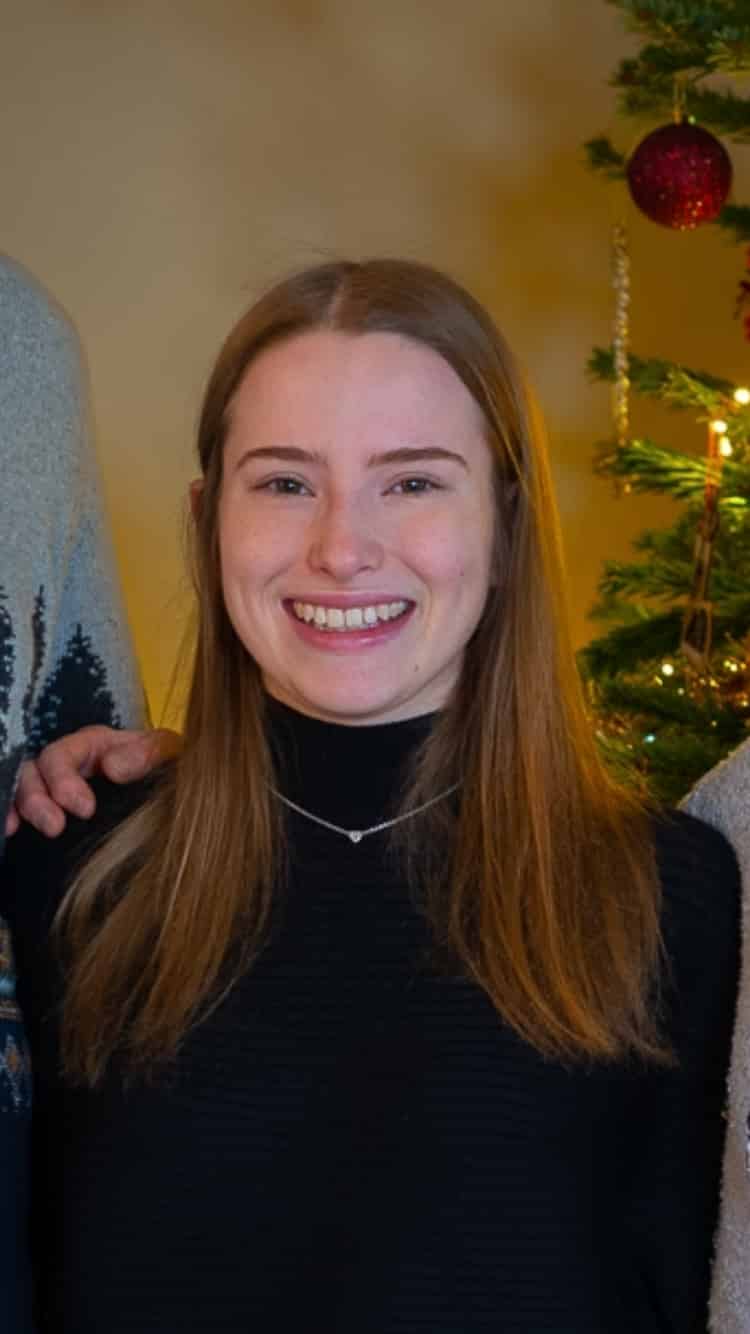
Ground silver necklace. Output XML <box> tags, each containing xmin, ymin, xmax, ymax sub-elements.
<box><xmin>269</xmin><ymin>783</ymin><xmax>460</xmax><ymax>845</ymax></box>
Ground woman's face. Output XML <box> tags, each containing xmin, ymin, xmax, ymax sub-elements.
<box><xmin>217</xmin><ymin>329</ymin><xmax>497</xmax><ymax>726</ymax></box>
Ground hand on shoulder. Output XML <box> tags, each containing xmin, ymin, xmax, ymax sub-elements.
<box><xmin>5</xmin><ymin>726</ymin><xmax>181</xmax><ymax>839</ymax></box>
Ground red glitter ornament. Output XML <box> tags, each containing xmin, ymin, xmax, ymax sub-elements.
<box><xmin>626</xmin><ymin>122</ymin><xmax>732</xmax><ymax>230</ymax></box>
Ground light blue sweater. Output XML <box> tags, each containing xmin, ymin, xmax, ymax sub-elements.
<box><xmin>0</xmin><ymin>255</ymin><xmax>145</xmax><ymax>1330</ymax></box>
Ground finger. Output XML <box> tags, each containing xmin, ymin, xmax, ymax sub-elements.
<box><xmin>103</xmin><ymin>728</ymin><xmax>182</xmax><ymax>783</ymax></box>
<box><xmin>4</xmin><ymin>804</ymin><xmax>20</xmax><ymax>838</ymax></box>
<box><xmin>13</xmin><ymin>762</ymin><xmax>69</xmax><ymax>837</ymax></box>
<box><xmin>36</xmin><ymin>726</ymin><xmax>146</xmax><ymax>811</ymax></box>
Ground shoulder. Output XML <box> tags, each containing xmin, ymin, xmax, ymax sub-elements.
<box><xmin>681</xmin><ymin>737</ymin><xmax>750</xmax><ymax>853</ymax></box>
<box><xmin>0</xmin><ymin>254</ymin><xmax>79</xmax><ymax>359</ymax></box>
<box><xmin>652</xmin><ymin>807</ymin><xmax>740</xmax><ymax>938</ymax></box>
<box><xmin>650</xmin><ymin>809</ymin><xmax>740</xmax><ymax>1060</ymax></box>
<box><xmin>1</xmin><ymin>776</ymin><xmax>156</xmax><ymax>929</ymax></box>
<box><xmin>0</xmin><ymin>256</ymin><xmax>88</xmax><ymax>491</ymax></box>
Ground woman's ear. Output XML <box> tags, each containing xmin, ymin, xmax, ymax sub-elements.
<box><xmin>189</xmin><ymin>478</ymin><xmax>204</xmax><ymax>519</ymax></box>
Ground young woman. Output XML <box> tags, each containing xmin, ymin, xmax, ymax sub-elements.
<box><xmin>2</xmin><ymin>259</ymin><xmax>739</xmax><ymax>1333</ymax></box>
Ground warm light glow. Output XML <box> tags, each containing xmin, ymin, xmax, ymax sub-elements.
<box><xmin>711</xmin><ymin>419</ymin><xmax>729</xmax><ymax>435</ymax></box>
<box><xmin>735</xmin><ymin>387</ymin><xmax>750</xmax><ymax>405</ymax></box>
<box><xmin>661</xmin><ymin>662</ymin><xmax>675</xmax><ymax>676</ymax></box>
<box><xmin>720</xmin><ymin>438</ymin><xmax>734</xmax><ymax>458</ymax></box>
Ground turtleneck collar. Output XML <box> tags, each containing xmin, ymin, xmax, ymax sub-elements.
<box><xmin>265</xmin><ymin>697</ymin><xmax>436</xmax><ymax>833</ymax></box>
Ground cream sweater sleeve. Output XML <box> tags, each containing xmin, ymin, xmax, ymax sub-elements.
<box><xmin>683</xmin><ymin>741</ymin><xmax>750</xmax><ymax>1333</ymax></box>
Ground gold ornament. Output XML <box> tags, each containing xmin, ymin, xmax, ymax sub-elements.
<box><xmin>611</xmin><ymin>222</ymin><xmax>630</xmax><ymax>452</ymax></box>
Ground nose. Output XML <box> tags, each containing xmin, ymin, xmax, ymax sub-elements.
<box><xmin>306</xmin><ymin>495</ymin><xmax>384</xmax><ymax>581</ymax></box>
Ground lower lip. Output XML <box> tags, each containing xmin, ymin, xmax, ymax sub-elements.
<box><xmin>284</xmin><ymin>602</ymin><xmax>415</xmax><ymax>651</ymax></box>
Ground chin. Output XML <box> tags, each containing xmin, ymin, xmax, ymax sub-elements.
<box><xmin>281</xmin><ymin>683</ymin><xmax>412</xmax><ymax>727</ymax></box>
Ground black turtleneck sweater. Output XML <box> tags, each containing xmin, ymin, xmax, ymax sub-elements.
<box><xmin>0</xmin><ymin>703</ymin><xmax>741</xmax><ymax>1333</ymax></box>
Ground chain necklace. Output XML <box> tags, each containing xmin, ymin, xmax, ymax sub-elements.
<box><xmin>269</xmin><ymin>783</ymin><xmax>460</xmax><ymax>845</ymax></box>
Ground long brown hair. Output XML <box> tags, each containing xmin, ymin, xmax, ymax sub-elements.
<box><xmin>59</xmin><ymin>259</ymin><xmax>663</xmax><ymax>1084</ymax></box>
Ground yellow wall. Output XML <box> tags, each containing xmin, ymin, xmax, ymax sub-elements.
<box><xmin>2</xmin><ymin>0</ymin><xmax>748</xmax><ymax>718</ymax></box>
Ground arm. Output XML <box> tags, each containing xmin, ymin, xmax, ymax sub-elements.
<box><xmin>5</xmin><ymin>726</ymin><xmax>181</xmax><ymax>838</ymax></box>
<box><xmin>0</xmin><ymin>257</ymin><xmax>146</xmax><ymax>850</ymax></box>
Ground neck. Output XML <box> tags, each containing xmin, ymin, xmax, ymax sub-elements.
<box><xmin>265</xmin><ymin>696</ymin><xmax>436</xmax><ymax>831</ymax></box>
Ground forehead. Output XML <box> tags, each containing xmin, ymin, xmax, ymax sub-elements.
<box><xmin>224</xmin><ymin>329</ymin><xmax>489</xmax><ymax>456</ymax></box>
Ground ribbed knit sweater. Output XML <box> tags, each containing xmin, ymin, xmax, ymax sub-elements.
<box><xmin>1</xmin><ymin>703</ymin><xmax>741</xmax><ymax>1333</ymax></box>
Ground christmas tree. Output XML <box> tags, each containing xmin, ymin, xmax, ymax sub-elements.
<box><xmin>581</xmin><ymin>0</ymin><xmax>750</xmax><ymax>804</ymax></box>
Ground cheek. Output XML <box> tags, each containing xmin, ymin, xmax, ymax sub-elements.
<box><xmin>218</xmin><ymin>505</ymin><xmax>283</xmax><ymax>586</ymax></box>
<box><xmin>401</xmin><ymin>514</ymin><xmax>493</xmax><ymax>596</ymax></box>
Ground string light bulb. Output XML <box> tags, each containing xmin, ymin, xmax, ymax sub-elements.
<box><xmin>661</xmin><ymin>662</ymin><xmax>675</xmax><ymax>676</ymax></box>
<box><xmin>711</xmin><ymin>419</ymin><xmax>729</xmax><ymax>435</ymax></box>
<box><xmin>720</xmin><ymin>438</ymin><xmax>734</xmax><ymax>458</ymax></box>
<box><xmin>734</xmin><ymin>387</ymin><xmax>750</xmax><ymax>405</ymax></box>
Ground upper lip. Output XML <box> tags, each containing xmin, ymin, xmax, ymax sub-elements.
<box><xmin>284</xmin><ymin>595</ymin><xmax>414</xmax><ymax>608</ymax></box>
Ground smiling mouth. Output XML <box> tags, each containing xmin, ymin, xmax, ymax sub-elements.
<box><xmin>291</xmin><ymin>600</ymin><xmax>410</xmax><ymax>631</ymax></box>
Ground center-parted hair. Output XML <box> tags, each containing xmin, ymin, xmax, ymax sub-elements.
<box><xmin>59</xmin><ymin>260</ymin><xmax>664</xmax><ymax>1084</ymax></box>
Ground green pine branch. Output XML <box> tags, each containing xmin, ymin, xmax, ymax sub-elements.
<box><xmin>596</xmin><ymin>677</ymin><xmax>741</xmax><ymax>735</ymax></box>
<box><xmin>588</xmin><ymin>593</ymin><xmax>654</xmax><ymax>624</ymax></box>
<box><xmin>588</xmin><ymin>348</ymin><xmax>734</xmax><ymax>401</ymax></box>
<box><xmin>615</xmin><ymin>78</ymin><xmax>750</xmax><ymax>128</ymax></box>
<box><xmin>607</xmin><ymin>0</ymin><xmax>750</xmax><ymax>52</ymax></box>
<box><xmin>584</xmin><ymin>136</ymin><xmax>627</xmax><ymax>179</ymax></box>
<box><xmin>712</xmin><ymin>589</ymin><xmax>750</xmax><ymax>622</ymax></box>
<box><xmin>583</xmin><ymin>594</ymin><xmax>750</xmax><ymax>675</ymax></box>
<box><xmin>594</xmin><ymin>437</ymin><xmax>750</xmax><ymax>501</ymax></box>
<box><xmin>579</xmin><ymin>610</ymin><xmax>684</xmax><ymax>675</ymax></box>
<box><xmin>597</xmin><ymin>553</ymin><xmax>747</xmax><ymax>601</ymax></box>
<box><xmin>602</xmin><ymin>728</ymin><xmax>735</xmax><ymax>804</ymax></box>
<box><xmin>718</xmin><ymin>202</ymin><xmax>750</xmax><ymax>240</ymax></box>
<box><xmin>597</xmin><ymin>556</ymin><xmax>697</xmax><ymax>599</ymax></box>
<box><xmin>631</xmin><ymin>511</ymin><xmax>701</xmax><ymax>555</ymax></box>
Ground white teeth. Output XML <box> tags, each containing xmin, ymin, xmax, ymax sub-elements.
<box><xmin>291</xmin><ymin>600</ymin><xmax>408</xmax><ymax>630</ymax></box>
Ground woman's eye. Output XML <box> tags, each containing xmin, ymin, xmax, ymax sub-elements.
<box><xmin>257</xmin><ymin>476</ymin><xmax>311</xmax><ymax>496</ymax></box>
<box><xmin>388</xmin><ymin>477</ymin><xmax>442</xmax><ymax>495</ymax></box>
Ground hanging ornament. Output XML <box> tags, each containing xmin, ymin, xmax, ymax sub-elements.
<box><xmin>626</xmin><ymin>122</ymin><xmax>732</xmax><ymax>230</ymax></box>
<box><xmin>611</xmin><ymin>222</ymin><xmax>630</xmax><ymax>450</ymax></box>
<box><xmin>680</xmin><ymin>420</ymin><xmax>727</xmax><ymax>670</ymax></box>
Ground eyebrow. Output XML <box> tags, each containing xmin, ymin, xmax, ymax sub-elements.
<box><xmin>234</xmin><ymin>445</ymin><xmax>469</xmax><ymax>472</ymax></box>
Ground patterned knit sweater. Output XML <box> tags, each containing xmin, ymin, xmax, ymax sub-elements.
<box><xmin>0</xmin><ymin>255</ymin><xmax>144</xmax><ymax>1332</ymax></box>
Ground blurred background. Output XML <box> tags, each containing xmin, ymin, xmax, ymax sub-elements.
<box><xmin>2</xmin><ymin>0</ymin><xmax>748</xmax><ymax>719</ymax></box>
